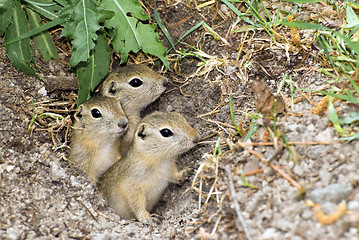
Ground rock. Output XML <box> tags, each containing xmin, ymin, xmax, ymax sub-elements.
<box><xmin>70</xmin><ymin>176</ymin><xmax>81</xmax><ymax>187</ymax></box>
<box><xmin>309</xmin><ymin>183</ymin><xmax>353</xmax><ymax>204</ymax></box>
<box><xmin>314</xmin><ymin>127</ymin><xmax>334</xmax><ymax>142</ymax></box>
<box><xmin>6</xmin><ymin>227</ymin><xmax>21</xmax><ymax>240</ymax></box>
<box><xmin>37</xmin><ymin>86</ymin><xmax>47</xmax><ymax>96</ymax></box>
<box><xmin>261</xmin><ymin>228</ymin><xmax>280</xmax><ymax>239</ymax></box>
<box><xmin>319</xmin><ymin>168</ymin><xmax>331</xmax><ymax>185</ymax></box>
<box><xmin>50</xmin><ymin>160</ymin><xmax>67</xmax><ymax>180</ymax></box>
<box><xmin>243</xmin><ymin>158</ymin><xmax>259</xmax><ymax>174</ymax></box>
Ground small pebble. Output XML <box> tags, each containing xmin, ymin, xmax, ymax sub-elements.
<box><xmin>261</xmin><ymin>228</ymin><xmax>280</xmax><ymax>239</ymax></box>
<box><xmin>309</xmin><ymin>183</ymin><xmax>353</xmax><ymax>204</ymax></box>
<box><xmin>301</xmin><ymin>209</ymin><xmax>312</xmax><ymax>220</ymax></box>
<box><xmin>314</xmin><ymin>127</ymin><xmax>334</xmax><ymax>142</ymax></box>
<box><xmin>235</xmin><ymin>191</ymin><xmax>247</xmax><ymax>204</ymax></box>
<box><xmin>220</xmin><ymin>4</ymin><xmax>229</xmax><ymax>14</ymax></box>
<box><xmin>50</xmin><ymin>161</ymin><xmax>67</xmax><ymax>180</ymax></box>
<box><xmin>6</xmin><ymin>165</ymin><xmax>15</xmax><ymax>172</ymax></box>
<box><xmin>319</xmin><ymin>168</ymin><xmax>331</xmax><ymax>185</ymax></box>
<box><xmin>293</xmin><ymin>164</ymin><xmax>304</xmax><ymax>177</ymax></box>
<box><xmin>70</xmin><ymin>176</ymin><xmax>81</xmax><ymax>187</ymax></box>
<box><xmin>347</xmin><ymin>200</ymin><xmax>359</xmax><ymax>211</ymax></box>
<box><xmin>38</xmin><ymin>86</ymin><xmax>47</xmax><ymax>96</ymax></box>
<box><xmin>6</xmin><ymin>227</ymin><xmax>21</xmax><ymax>240</ymax></box>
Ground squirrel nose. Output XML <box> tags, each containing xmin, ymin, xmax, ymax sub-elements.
<box><xmin>118</xmin><ymin>118</ymin><xmax>128</xmax><ymax>130</ymax></box>
<box><xmin>162</xmin><ymin>77</ymin><xmax>168</xmax><ymax>86</ymax></box>
<box><xmin>193</xmin><ymin>135</ymin><xmax>200</xmax><ymax>144</ymax></box>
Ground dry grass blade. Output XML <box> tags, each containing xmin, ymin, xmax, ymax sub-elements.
<box><xmin>27</xmin><ymin>93</ymin><xmax>77</xmax><ymax>148</ymax></box>
<box><xmin>77</xmin><ymin>198</ymin><xmax>98</xmax><ymax>222</ymax></box>
<box><xmin>225</xmin><ymin>165</ymin><xmax>252</xmax><ymax>240</ymax></box>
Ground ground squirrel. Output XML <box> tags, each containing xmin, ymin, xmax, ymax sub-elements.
<box><xmin>68</xmin><ymin>96</ymin><xmax>128</xmax><ymax>182</ymax></box>
<box><xmin>98</xmin><ymin>112</ymin><xmax>200</xmax><ymax>222</ymax></box>
<box><xmin>100</xmin><ymin>64</ymin><xmax>168</xmax><ymax>156</ymax></box>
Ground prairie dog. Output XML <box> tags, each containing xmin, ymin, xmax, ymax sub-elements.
<box><xmin>98</xmin><ymin>112</ymin><xmax>199</xmax><ymax>222</ymax></box>
<box><xmin>100</xmin><ymin>64</ymin><xmax>168</xmax><ymax>156</ymax></box>
<box><xmin>69</xmin><ymin>96</ymin><xmax>128</xmax><ymax>182</ymax></box>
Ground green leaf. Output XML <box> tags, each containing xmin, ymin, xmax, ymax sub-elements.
<box><xmin>154</xmin><ymin>0</ymin><xmax>175</xmax><ymax>53</ymax></box>
<box><xmin>333</xmin><ymin>31</ymin><xmax>359</xmax><ymax>56</ymax></box>
<box><xmin>23</xmin><ymin>0</ymin><xmax>62</xmax><ymax>20</ymax></box>
<box><xmin>301</xmin><ymin>88</ymin><xmax>358</xmax><ymax>104</ymax></box>
<box><xmin>348</xmin><ymin>75</ymin><xmax>359</xmax><ymax>96</ymax></box>
<box><xmin>339</xmin><ymin>112</ymin><xmax>359</xmax><ymax>125</ymax></box>
<box><xmin>336</xmin><ymin>55</ymin><xmax>357</xmax><ymax>62</ymax></box>
<box><xmin>343</xmin><ymin>4</ymin><xmax>359</xmax><ymax>29</ymax></box>
<box><xmin>280</xmin><ymin>20</ymin><xmax>331</xmax><ymax>30</ymax></box>
<box><xmin>137</xmin><ymin>22</ymin><xmax>169</xmax><ymax>68</ymax></box>
<box><xmin>243</xmin><ymin>114</ymin><xmax>260</xmax><ymax>141</ymax></box>
<box><xmin>340</xmin><ymin>132</ymin><xmax>359</xmax><ymax>142</ymax></box>
<box><xmin>100</xmin><ymin>0</ymin><xmax>168</xmax><ymax>68</ymax></box>
<box><xmin>167</xmin><ymin>20</ymin><xmax>203</xmax><ymax>54</ymax></box>
<box><xmin>316</xmin><ymin>34</ymin><xmax>335</xmax><ymax>68</ymax></box>
<box><xmin>220</xmin><ymin>0</ymin><xmax>254</xmax><ymax>26</ymax></box>
<box><xmin>241</xmin><ymin>172</ymin><xmax>259</xmax><ymax>189</ymax></box>
<box><xmin>26</xmin><ymin>8</ymin><xmax>58</xmax><ymax>62</ymax></box>
<box><xmin>0</xmin><ymin>0</ymin><xmax>8</xmax><ymax>7</ymax></box>
<box><xmin>229</xmin><ymin>91</ymin><xmax>242</xmax><ymax>137</ymax></box>
<box><xmin>0</xmin><ymin>0</ymin><xmax>14</xmax><ymax>34</ymax></box>
<box><xmin>2</xmin><ymin>17</ymin><xmax>65</xmax><ymax>46</ymax></box>
<box><xmin>347</xmin><ymin>2</ymin><xmax>359</xmax><ymax>9</ymax></box>
<box><xmin>76</xmin><ymin>31</ymin><xmax>111</xmax><ymax>105</ymax></box>
<box><xmin>281</xmin><ymin>0</ymin><xmax>323</xmax><ymax>3</ymax></box>
<box><xmin>4</xmin><ymin>1</ymin><xmax>39</xmax><ymax>79</ymax></box>
<box><xmin>62</xmin><ymin>0</ymin><xmax>103</xmax><ymax>67</ymax></box>
<box><xmin>328</xmin><ymin>96</ymin><xmax>348</xmax><ymax>135</ymax></box>
<box><xmin>54</xmin><ymin>0</ymin><xmax>68</xmax><ymax>7</ymax></box>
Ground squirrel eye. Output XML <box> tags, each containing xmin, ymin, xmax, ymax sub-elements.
<box><xmin>91</xmin><ymin>108</ymin><xmax>102</xmax><ymax>118</ymax></box>
<box><xmin>160</xmin><ymin>128</ymin><xmax>173</xmax><ymax>137</ymax></box>
<box><xmin>129</xmin><ymin>78</ymin><xmax>143</xmax><ymax>87</ymax></box>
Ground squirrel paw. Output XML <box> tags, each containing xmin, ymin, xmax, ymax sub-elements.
<box><xmin>139</xmin><ymin>213</ymin><xmax>163</xmax><ymax>225</ymax></box>
<box><xmin>171</xmin><ymin>167</ymin><xmax>190</xmax><ymax>183</ymax></box>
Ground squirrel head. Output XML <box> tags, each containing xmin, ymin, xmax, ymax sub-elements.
<box><xmin>100</xmin><ymin>64</ymin><xmax>168</xmax><ymax>114</ymax></box>
<box><xmin>133</xmin><ymin>112</ymin><xmax>199</xmax><ymax>158</ymax></box>
<box><xmin>74</xmin><ymin>96</ymin><xmax>128</xmax><ymax>136</ymax></box>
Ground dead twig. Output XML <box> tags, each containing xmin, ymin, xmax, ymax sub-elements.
<box><xmin>236</xmin><ymin>142</ymin><xmax>302</xmax><ymax>190</ymax></box>
<box><xmin>202</xmin><ymin>160</ymin><xmax>219</xmax><ymax>210</ymax></box>
<box><xmin>239</xmin><ymin>141</ymin><xmax>341</xmax><ymax>146</ymax></box>
<box><xmin>77</xmin><ymin>199</ymin><xmax>98</xmax><ymax>222</ymax></box>
<box><xmin>169</xmin><ymin>14</ymin><xmax>193</xmax><ymax>30</ymax></box>
<box><xmin>201</xmin><ymin>118</ymin><xmax>237</xmax><ymax>130</ymax></box>
<box><xmin>197</xmin><ymin>108</ymin><xmax>221</xmax><ymax>118</ymax></box>
<box><xmin>198</xmin><ymin>132</ymin><xmax>219</xmax><ymax>142</ymax></box>
<box><xmin>225</xmin><ymin>165</ymin><xmax>252</xmax><ymax>240</ymax></box>
<box><xmin>200</xmin><ymin>140</ymin><xmax>340</xmax><ymax>146</ymax></box>
<box><xmin>244</xmin><ymin>168</ymin><xmax>264</xmax><ymax>176</ymax></box>
<box><xmin>96</xmin><ymin>210</ymin><xmax>122</xmax><ymax>224</ymax></box>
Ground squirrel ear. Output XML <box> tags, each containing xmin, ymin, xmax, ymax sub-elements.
<box><xmin>74</xmin><ymin>106</ymin><xmax>83</xmax><ymax>121</ymax></box>
<box><xmin>109</xmin><ymin>81</ymin><xmax>116</xmax><ymax>95</ymax></box>
<box><xmin>137</xmin><ymin>124</ymin><xmax>146</xmax><ymax>140</ymax></box>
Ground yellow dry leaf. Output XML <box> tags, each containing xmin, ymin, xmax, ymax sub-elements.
<box><xmin>314</xmin><ymin>202</ymin><xmax>347</xmax><ymax>225</ymax></box>
<box><xmin>288</xmin><ymin>16</ymin><xmax>301</xmax><ymax>45</ymax></box>
<box><xmin>311</xmin><ymin>95</ymin><xmax>329</xmax><ymax>116</ymax></box>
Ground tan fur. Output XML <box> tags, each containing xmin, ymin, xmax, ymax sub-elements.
<box><xmin>68</xmin><ymin>96</ymin><xmax>128</xmax><ymax>182</ymax></box>
<box><xmin>100</xmin><ymin>64</ymin><xmax>168</xmax><ymax>156</ymax></box>
<box><xmin>98</xmin><ymin>112</ymin><xmax>199</xmax><ymax>222</ymax></box>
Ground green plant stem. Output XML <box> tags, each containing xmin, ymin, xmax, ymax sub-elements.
<box><xmin>229</xmin><ymin>92</ymin><xmax>243</xmax><ymax>137</ymax></box>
